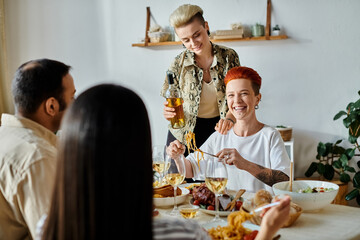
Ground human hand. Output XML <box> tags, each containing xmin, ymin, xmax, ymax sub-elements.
<box><xmin>166</xmin><ymin>140</ymin><xmax>186</xmax><ymax>160</ymax></box>
<box><xmin>215</xmin><ymin>118</ymin><xmax>234</xmax><ymax>135</ymax></box>
<box><xmin>163</xmin><ymin>101</ymin><xmax>175</xmax><ymax>121</ymax></box>
<box><xmin>256</xmin><ymin>196</ymin><xmax>291</xmax><ymax>240</ymax></box>
<box><xmin>216</xmin><ymin>148</ymin><xmax>247</xmax><ymax>170</ymax></box>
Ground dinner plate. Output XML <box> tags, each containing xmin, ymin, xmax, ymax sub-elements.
<box><xmin>202</xmin><ymin>220</ymin><xmax>260</xmax><ymax>231</ymax></box>
<box><xmin>189</xmin><ymin>197</ymin><xmax>243</xmax><ymax>217</ymax></box>
<box><xmin>153</xmin><ymin>187</ymin><xmax>190</xmax><ymax>207</ymax></box>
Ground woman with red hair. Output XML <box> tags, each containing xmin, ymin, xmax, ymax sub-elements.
<box><xmin>167</xmin><ymin>66</ymin><xmax>290</xmax><ymax>193</ymax></box>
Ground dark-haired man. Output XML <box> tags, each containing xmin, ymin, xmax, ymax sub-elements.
<box><xmin>0</xmin><ymin>59</ymin><xmax>76</xmax><ymax>239</ymax></box>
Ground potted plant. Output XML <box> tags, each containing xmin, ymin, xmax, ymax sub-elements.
<box><xmin>305</xmin><ymin>90</ymin><xmax>360</xmax><ymax>205</ymax></box>
<box><xmin>272</xmin><ymin>24</ymin><xmax>281</xmax><ymax>36</ymax></box>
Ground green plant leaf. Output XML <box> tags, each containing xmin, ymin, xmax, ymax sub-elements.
<box><xmin>357</xmin><ymin>161</ymin><xmax>360</xmax><ymax>169</ymax></box>
<box><xmin>333</xmin><ymin>145</ymin><xmax>345</xmax><ymax>155</ymax></box>
<box><xmin>357</xmin><ymin>195</ymin><xmax>360</xmax><ymax>206</ymax></box>
<box><xmin>344</xmin><ymin>166</ymin><xmax>356</xmax><ymax>173</ymax></box>
<box><xmin>343</xmin><ymin>117</ymin><xmax>351</xmax><ymax>128</ymax></box>
<box><xmin>339</xmin><ymin>154</ymin><xmax>349</xmax><ymax>167</ymax></box>
<box><xmin>317</xmin><ymin>142</ymin><xmax>327</xmax><ymax>156</ymax></box>
<box><xmin>335</xmin><ymin>139</ymin><xmax>343</xmax><ymax>145</ymax></box>
<box><xmin>354</xmin><ymin>98</ymin><xmax>360</xmax><ymax>109</ymax></box>
<box><xmin>345</xmin><ymin>189</ymin><xmax>359</xmax><ymax>201</ymax></box>
<box><xmin>340</xmin><ymin>173</ymin><xmax>351</xmax><ymax>183</ymax></box>
<box><xmin>345</xmin><ymin>148</ymin><xmax>356</xmax><ymax>159</ymax></box>
<box><xmin>353</xmin><ymin>172</ymin><xmax>360</xmax><ymax>188</ymax></box>
<box><xmin>348</xmin><ymin>135</ymin><xmax>358</xmax><ymax>144</ymax></box>
<box><xmin>358</xmin><ymin>90</ymin><xmax>360</xmax><ymax>96</ymax></box>
<box><xmin>347</xmin><ymin>102</ymin><xmax>354</xmax><ymax>112</ymax></box>
<box><xmin>305</xmin><ymin>162</ymin><xmax>318</xmax><ymax>177</ymax></box>
<box><xmin>317</xmin><ymin>163</ymin><xmax>325</xmax><ymax>175</ymax></box>
<box><xmin>332</xmin><ymin>160</ymin><xmax>342</xmax><ymax>169</ymax></box>
<box><xmin>333</xmin><ymin>110</ymin><xmax>347</xmax><ymax>121</ymax></box>
<box><xmin>325</xmin><ymin>142</ymin><xmax>333</xmax><ymax>155</ymax></box>
<box><xmin>323</xmin><ymin>164</ymin><xmax>335</xmax><ymax>180</ymax></box>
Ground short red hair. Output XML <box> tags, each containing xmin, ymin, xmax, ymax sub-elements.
<box><xmin>224</xmin><ymin>66</ymin><xmax>262</xmax><ymax>94</ymax></box>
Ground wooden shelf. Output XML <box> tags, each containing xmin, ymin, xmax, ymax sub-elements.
<box><xmin>132</xmin><ymin>35</ymin><xmax>288</xmax><ymax>47</ymax></box>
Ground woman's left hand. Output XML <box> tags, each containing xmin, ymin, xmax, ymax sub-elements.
<box><xmin>216</xmin><ymin>148</ymin><xmax>247</xmax><ymax>170</ymax></box>
<box><xmin>215</xmin><ymin>118</ymin><xmax>234</xmax><ymax>135</ymax></box>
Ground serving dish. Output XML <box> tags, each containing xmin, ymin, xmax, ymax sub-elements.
<box><xmin>272</xmin><ymin>180</ymin><xmax>339</xmax><ymax>211</ymax></box>
<box><xmin>153</xmin><ymin>187</ymin><xmax>189</xmax><ymax>207</ymax></box>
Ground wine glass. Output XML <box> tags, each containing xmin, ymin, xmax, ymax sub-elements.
<box><xmin>152</xmin><ymin>145</ymin><xmax>169</xmax><ymax>187</ymax></box>
<box><xmin>164</xmin><ymin>154</ymin><xmax>186</xmax><ymax>216</ymax></box>
<box><xmin>205</xmin><ymin>156</ymin><xmax>228</xmax><ymax>223</ymax></box>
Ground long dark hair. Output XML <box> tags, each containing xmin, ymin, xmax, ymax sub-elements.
<box><xmin>42</xmin><ymin>84</ymin><xmax>153</xmax><ymax>239</ymax></box>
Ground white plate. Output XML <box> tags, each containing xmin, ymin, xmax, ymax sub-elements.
<box><xmin>153</xmin><ymin>187</ymin><xmax>190</xmax><ymax>207</ymax></box>
<box><xmin>189</xmin><ymin>197</ymin><xmax>243</xmax><ymax>216</ymax></box>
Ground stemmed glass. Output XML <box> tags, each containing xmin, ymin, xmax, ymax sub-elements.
<box><xmin>152</xmin><ymin>145</ymin><xmax>169</xmax><ymax>187</ymax></box>
<box><xmin>205</xmin><ymin>156</ymin><xmax>228</xmax><ymax>223</ymax></box>
<box><xmin>164</xmin><ymin>154</ymin><xmax>186</xmax><ymax>216</ymax></box>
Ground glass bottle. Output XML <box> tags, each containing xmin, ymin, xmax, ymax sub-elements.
<box><xmin>165</xmin><ymin>71</ymin><xmax>185</xmax><ymax>129</ymax></box>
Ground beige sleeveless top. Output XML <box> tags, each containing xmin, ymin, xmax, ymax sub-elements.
<box><xmin>197</xmin><ymin>80</ymin><xmax>220</xmax><ymax>118</ymax></box>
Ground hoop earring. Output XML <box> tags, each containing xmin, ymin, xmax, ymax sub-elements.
<box><xmin>255</xmin><ymin>105</ymin><xmax>259</xmax><ymax>109</ymax></box>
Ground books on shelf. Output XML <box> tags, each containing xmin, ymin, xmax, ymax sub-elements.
<box><xmin>213</xmin><ymin>29</ymin><xmax>244</xmax><ymax>40</ymax></box>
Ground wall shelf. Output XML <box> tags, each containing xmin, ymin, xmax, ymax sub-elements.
<box><xmin>131</xmin><ymin>35</ymin><xmax>288</xmax><ymax>47</ymax></box>
<box><xmin>132</xmin><ymin>1</ymin><xmax>288</xmax><ymax>48</ymax></box>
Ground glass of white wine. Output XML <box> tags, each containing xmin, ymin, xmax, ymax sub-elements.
<box><xmin>152</xmin><ymin>145</ymin><xmax>169</xmax><ymax>187</ymax></box>
<box><xmin>205</xmin><ymin>156</ymin><xmax>228</xmax><ymax>222</ymax></box>
<box><xmin>164</xmin><ymin>154</ymin><xmax>186</xmax><ymax>216</ymax></box>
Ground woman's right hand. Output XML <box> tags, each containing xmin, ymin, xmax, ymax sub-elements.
<box><xmin>163</xmin><ymin>101</ymin><xmax>176</xmax><ymax>121</ymax></box>
<box><xmin>256</xmin><ymin>196</ymin><xmax>291</xmax><ymax>240</ymax></box>
<box><xmin>166</xmin><ymin>140</ymin><xmax>186</xmax><ymax>160</ymax></box>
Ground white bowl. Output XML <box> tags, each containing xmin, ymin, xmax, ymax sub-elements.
<box><xmin>272</xmin><ymin>180</ymin><xmax>339</xmax><ymax>211</ymax></box>
<box><xmin>153</xmin><ymin>187</ymin><xmax>189</xmax><ymax>207</ymax></box>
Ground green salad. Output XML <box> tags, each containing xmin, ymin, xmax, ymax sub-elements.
<box><xmin>298</xmin><ymin>186</ymin><xmax>334</xmax><ymax>193</ymax></box>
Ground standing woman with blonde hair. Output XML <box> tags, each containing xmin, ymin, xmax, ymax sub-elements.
<box><xmin>161</xmin><ymin>4</ymin><xmax>240</xmax><ymax>156</ymax></box>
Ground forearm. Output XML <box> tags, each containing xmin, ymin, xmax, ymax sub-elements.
<box><xmin>243</xmin><ymin>161</ymin><xmax>289</xmax><ymax>187</ymax></box>
<box><xmin>184</xmin><ymin>158</ymin><xmax>194</xmax><ymax>178</ymax></box>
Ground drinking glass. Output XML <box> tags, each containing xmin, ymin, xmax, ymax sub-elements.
<box><xmin>205</xmin><ymin>156</ymin><xmax>228</xmax><ymax>222</ymax></box>
<box><xmin>164</xmin><ymin>154</ymin><xmax>186</xmax><ymax>216</ymax></box>
<box><xmin>152</xmin><ymin>145</ymin><xmax>169</xmax><ymax>187</ymax></box>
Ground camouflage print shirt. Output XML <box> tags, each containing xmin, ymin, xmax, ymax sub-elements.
<box><xmin>160</xmin><ymin>43</ymin><xmax>240</xmax><ymax>143</ymax></box>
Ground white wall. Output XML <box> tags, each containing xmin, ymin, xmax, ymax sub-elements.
<box><xmin>5</xmin><ymin>0</ymin><xmax>360</xmax><ymax>198</ymax></box>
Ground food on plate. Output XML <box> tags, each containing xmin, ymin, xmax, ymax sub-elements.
<box><xmin>192</xmin><ymin>183</ymin><xmax>215</xmax><ymax>206</ymax></box>
<box><xmin>185</xmin><ymin>131</ymin><xmax>204</xmax><ymax>167</ymax></box>
<box><xmin>185</xmin><ymin>183</ymin><xmax>201</xmax><ymax>194</ymax></box>
<box><xmin>191</xmin><ymin>183</ymin><xmax>243</xmax><ymax>211</ymax></box>
<box><xmin>242</xmin><ymin>189</ymin><xmax>302</xmax><ymax>228</ymax></box>
<box><xmin>153</xmin><ymin>184</ymin><xmax>182</xmax><ymax>198</ymax></box>
<box><xmin>207</xmin><ymin>210</ymin><xmax>258</xmax><ymax>240</ymax></box>
<box><xmin>297</xmin><ymin>186</ymin><xmax>335</xmax><ymax>193</ymax></box>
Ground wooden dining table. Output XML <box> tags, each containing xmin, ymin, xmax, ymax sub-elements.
<box><xmin>155</xmin><ymin>190</ymin><xmax>360</xmax><ymax>240</ymax></box>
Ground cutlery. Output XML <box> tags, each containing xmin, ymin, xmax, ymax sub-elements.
<box><xmin>225</xmin><ymin>189</ymin><xmax>246</xmax><ymax>211</ymax></box>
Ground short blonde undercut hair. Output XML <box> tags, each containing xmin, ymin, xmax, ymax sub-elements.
<box><xmin>169</xmin><ymin>4</ymin><xmax>204</xmax><ymax>28</ymax></box>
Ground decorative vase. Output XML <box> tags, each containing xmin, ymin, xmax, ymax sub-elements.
<box><xmin>252</xmin><ymin>24</ymin><xmax>264</xmax><ymax>37</ymax></box>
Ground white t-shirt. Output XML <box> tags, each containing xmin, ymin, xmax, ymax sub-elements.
<box><xmin>187</xmin><ymin>125</ymin><xmax>290</xmax><ymax>194</ymax></box>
